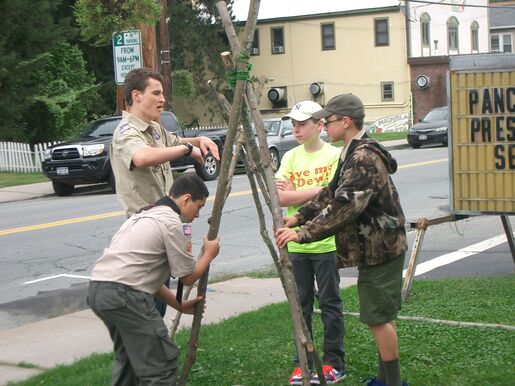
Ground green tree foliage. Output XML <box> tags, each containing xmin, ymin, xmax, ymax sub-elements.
<box><xmin>173</xmin><ymin>69</ymin><xmax>194</xmax><ymax>99</ymax></box>
<box><xmin>0</xmin><ymin>0</ymin><xmax>101</xmax><ymax>144</ymax></box>
<box><xmin>28</xmin><ymin>42</ymin><xmax>99</xmax><ymax>142</ymax></box>
<box><xmin>168</xmin><ymin>0</ymin><xmax>234</xmax><ymax>117</ymax></box>
<box><xmin>0</xmin><ymin>0</ymin><xmax>236</xmax><ymax>145</ymax></box>
<box><xmin>75</xmin><ymin>0</ymin><xmax>234</xmax><ymax>120</ymax></box>
<box><xmin>75</xmin><ymin>0</ymin><xmax>160</xmax><ymax>46</ymax></box>
<box><xmin>73</xmin><ymin>0</ymin><xmax>163</xmax><ymax>118</ymax></box>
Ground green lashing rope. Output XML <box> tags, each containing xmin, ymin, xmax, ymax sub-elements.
<box><xmin>226</xmin><ymin>52</ymin><xmax>252</xmax><ymax>87</ymax></box>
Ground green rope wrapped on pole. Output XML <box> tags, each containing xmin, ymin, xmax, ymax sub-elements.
<box><xmin>225</xmin><ymin>52</ymin><xmax>253</xmax><ymax>87</ymax></box>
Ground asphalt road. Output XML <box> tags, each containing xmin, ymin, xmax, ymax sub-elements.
<box><xmin>0</xmin><ymin>145</ymin><xmax>513</xmax><ymax>329</ymax></box>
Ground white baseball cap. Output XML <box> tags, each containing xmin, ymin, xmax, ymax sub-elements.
<box><xmin>282</xmin><ymin>101</ymin><xmax>322</xmax><ymax>121</ymax></box>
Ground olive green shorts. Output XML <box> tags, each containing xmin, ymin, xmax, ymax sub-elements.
<box><xmin>357</xmin><ymin>254</ymin><xmax>405</xmax><ymax>325</ymax></box>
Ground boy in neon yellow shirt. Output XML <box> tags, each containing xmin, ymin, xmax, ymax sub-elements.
<box><xmin>276</xmin><ymin>101</ymin><xmax>345</xmax><ymax>385</ymax></box>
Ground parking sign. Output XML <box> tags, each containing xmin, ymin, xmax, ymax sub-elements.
<box><xmin>112</xmin><ymin>30</ymin><xmax>142</xmax><ymax>85</ymax></box>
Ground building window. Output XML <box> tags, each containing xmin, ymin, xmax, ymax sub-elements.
<box><xmin>491</xmin><ymin>33</ymin><xmax>513</xmax><ymax>53</ymax></box>
<box><xmin>491</xmin><ymin>35</ymin><xmax>500</xmax><ymax>52</ymax></box>
<box><xmin>420</xmin><ymin>13</ymin><xmax>431</xmax><ymax>48</ymax></box>
<box><xmin>321</xmin><ymin>23</ymin><xmax>335</xmax><ymax>50</ymax></box>
<box><xmin>447</xmin><ymin>16</ymin><xmax>459</xmax><ymax>51</ymax></box>
<box><xmin>470</xmin><ymin>21</ymin><xmax>479</xmax><ymax>51</ymax></box>
<box><xmin>503</xmin><ymin>34</ymin><xmax>513</xmax><ymax>53</ymax></box>
<box><xmin>250</xmin><ymin>29</ymin><xmax>260</xmax><ymax>55</ymax></box>
<box><xmin>381</xmin><ymin>82</ymin><xmax>394</xmax><ymax>101</ymax></box>
<box><xmin>271</xmin><ymin>27</ymin><xmax>285</xmax><ymax>54</ymax></box>
<box><xmin>375</xmin><ymin>18</ymin><xmax>389</xmax><ymax>46</ymax></box>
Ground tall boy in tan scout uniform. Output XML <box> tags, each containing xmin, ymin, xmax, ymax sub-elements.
<box><xmin>88</xmin><ymin>173</ymin><xmax>220</xmax><ymax>385</ymax></box>
<box><xmin>276</xmin><ymin>94</ymin><xmax>408</xmax><ymax>386</ymax></box>
<box><xmin>110</xmin><ymin>67</ymin><xmax>219</xmax><ymax>317</ymax></box>
<box><xmin>110</xmin><ymin>67</ymin><xmax>219</xmax><ymax>218</ymax></box>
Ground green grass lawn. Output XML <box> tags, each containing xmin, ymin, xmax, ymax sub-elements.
<box><xmin>331</xmin><ymin>131</ymin><xmax>406</xmax><ymax>147</ymax></box>
<box><xmin>0</xmin><ymin>172</ymin><xmax>49</xmax><ymax>188</ymax></box>
<box><xmin>11</xmin><ymin>276</ymin><xmax>514</xmax><ymax>386</ymax></box>
<box><xmin>369</xmin><ymin>131</ymin><xmax>407</xmax><ymax>141</ymax></box>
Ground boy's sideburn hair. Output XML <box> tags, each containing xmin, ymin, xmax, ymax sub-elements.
<box><xmin>169</xmin><ymin>174</ymin><xmax>209</xmax><ymax>201</ymax></box>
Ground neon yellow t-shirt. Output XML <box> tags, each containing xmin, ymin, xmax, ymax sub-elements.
<box><xmin>275</xmin><ymin>142</ymin><xmax>341</xmax><ymax>254</ymax></box>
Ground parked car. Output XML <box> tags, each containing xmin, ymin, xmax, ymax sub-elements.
<box><xmin>254</xmin><ymin>118</ymin><xmax>331</xmax><ymax>169</ymax></box>
<box><xmin>42</xmin><ymin>111</ymin><xmax>225</xmax><ymax>196</ymax></box>
<box><xmin>407</xmin><ymin>106</ymin><xmax>449</xmax><ymax>149</ymax></box>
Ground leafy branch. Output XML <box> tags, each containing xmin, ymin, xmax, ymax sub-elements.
<box><xmin>75</xmin><ymin>0</ymin><xmax>161</xmax><ymax>46</ymax></box>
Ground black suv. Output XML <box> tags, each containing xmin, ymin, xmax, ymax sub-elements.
<box><xmin>42</xmin><ymin>111</ymin><xmax>225</xmax><ymax>196</ymax></box>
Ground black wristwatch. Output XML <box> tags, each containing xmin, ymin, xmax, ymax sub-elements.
<box><xmin>184</xmin><ymin>143</ymin><xmax>194</xmax><ymax>156</ymax></box>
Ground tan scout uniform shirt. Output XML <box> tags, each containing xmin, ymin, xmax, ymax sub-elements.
<box><xmin>111</xmin><ymin>111</ymin><xmax>182</xmax><ymax>216</ymax></box>
<box><xmin>91</xmin><ymin>206</ymin><xmax>195</xmax><ymax>295</ymax></box>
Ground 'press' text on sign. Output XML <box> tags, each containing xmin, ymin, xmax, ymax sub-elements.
<box><xmin>468</xmin><ymin>87</ymin><xmax>515</xmax><ymax>170</ymax></box>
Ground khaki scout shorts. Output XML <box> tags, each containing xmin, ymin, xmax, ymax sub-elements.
<box><xmin>357</xmin><ymin>254</ymin><xmax>405</xmax><ymax>325</ymax></box>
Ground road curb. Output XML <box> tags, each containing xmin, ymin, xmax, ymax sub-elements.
<box><xmin>385</xmin><ymin>142</ymin><xmax>411</xmax><ymax>150</ymax></box>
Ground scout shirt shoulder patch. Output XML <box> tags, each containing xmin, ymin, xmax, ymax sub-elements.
<box><xmin>183</xmin><ymin>224</ymin><xmax>192</xmax><ymax>236</ymax></box>
<box><xmin>183</xmin><ymin>224</ymin><xmax>192</xmax><ymax>253</ymax></box>
<box><xmin>118</xmin><ymin>123</ymin><xmax>131</xmax><ymax>135</ymax></box>
<box><xmin>153</xmin><ymin>131</ymin><xmax>161</xmax><ymax>141</ymax></box>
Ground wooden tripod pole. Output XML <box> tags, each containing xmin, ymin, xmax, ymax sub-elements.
<box><xmin>178</xmin><ymin>2</ymin><xmax>261</xmax><ymax>384</ymax></box>
<box><xmin>215</xmin><ymin>2</ymin><xmax>324</xmax><ymax>385</ymax></box>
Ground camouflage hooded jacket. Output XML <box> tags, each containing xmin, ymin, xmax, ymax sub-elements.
<box><xmin>294</xmin><ymin>137</ymin><xmax>407</xmax><ymax>268</ymax></box>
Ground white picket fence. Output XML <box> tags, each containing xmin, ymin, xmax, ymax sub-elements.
<box><xmin>0</xmin><ymin>141</ymin><xmax>61</xmax><ymax>173</ymax></box>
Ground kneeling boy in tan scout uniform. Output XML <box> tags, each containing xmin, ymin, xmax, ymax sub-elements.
<box><xmin>88</xmin><ymin>174</ymin><xmax>220</xmax><ymax>385</ymax></box>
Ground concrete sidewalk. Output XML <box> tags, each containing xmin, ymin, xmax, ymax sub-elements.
<box><xmin>0</xmin><ymin>276</ymin><xmax>358</xmax><ymax>385</ymax></box>
<box><xmin>0</xmin><ymin>182</ymin><xmax>55</xmax><ymax>204</ymax></box>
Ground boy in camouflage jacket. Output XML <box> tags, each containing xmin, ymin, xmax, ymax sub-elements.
<box><xmin>276</xmin><ymin>94</ymin><xmax>408</xmax><ymax>386</ymax></box>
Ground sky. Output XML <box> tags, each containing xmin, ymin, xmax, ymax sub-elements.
<box><xmin>231</xmin><ymin>0</ymin><xmax>401</xmax><ymax>21</ymax></box>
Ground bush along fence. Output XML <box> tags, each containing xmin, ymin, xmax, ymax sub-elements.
<box><xmin>0</xmin><ymin>141</ymin><xmax>60</xmax><ymax>173</ymax></box>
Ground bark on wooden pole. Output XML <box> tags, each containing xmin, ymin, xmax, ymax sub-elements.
<box><xmin>169</xmin><ymin>87</ymin><xmax>244</xmax><ymax>341</ymax></box>
<box><xmin>140</xmin><ymin>23</ymin><xmax>158</xmax><ymax>70</ymax></box>
<box><xmin>209</xmin><ymin>58</ymin><xmax>327</xmax><ymax>386</ymax></box>
<box><xmin>159</xmin><ymin>0</ymin><xmax>173</xmax><ymax>111</ymax></box>
<box><xmin>215</xmin><ymin>2</ymin><xmax>324</xmax><ymax>385</ymax></box>
<box><xmin>178</xmin><ymin>72</ymin><xmax>245</xmax><ymax>385</ymax></box>
<box><xmin>178</xmin><ymin>2</ymin><xmax>261</xmax><ymax>384</ymax></box>
<box><xmin>116</xmin><ymin>85</ymin><xmax>125</xmax><ymax>114</ymax></box>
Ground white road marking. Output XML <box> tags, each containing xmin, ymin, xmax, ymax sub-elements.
<box><xmin>23</xmin><ymin>233</ymin><xmax>513</xmax><ymax>285</ymax></box>
<box><xmin>405</xmin><ymin>233</ymin><xmax>513</xmax><ymax>277</ymax></box>
<box><xmin>24</xmin><ymin>274</ymin><xmax>90</xmax><ymax>285</ymax></box>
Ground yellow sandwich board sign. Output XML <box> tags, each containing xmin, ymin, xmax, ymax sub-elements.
<box><xmin>449</xmin><ymin>54</ymin><xmax>515</xmax><ymax>215</ymax></box>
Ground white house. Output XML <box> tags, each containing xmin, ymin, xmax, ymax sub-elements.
<box><xmin>406</xmin><ymin>0</ymin><xmax>489</xmax><ymax>57</ymax></box>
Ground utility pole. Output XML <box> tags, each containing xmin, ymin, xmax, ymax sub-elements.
<box><xmin>159</xmin><ymin>0</ymin><xmax>174</xmax><ymax>111</ymax></box>
<box><xmin>116</xmin><ymin>84</ymin><xmax>125</xmax><ymax>115</ymax></box>
<box><xmin>140</xmin><ymin>23</ymin><xmax>158</xmax><ymax>70</ymax></box>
